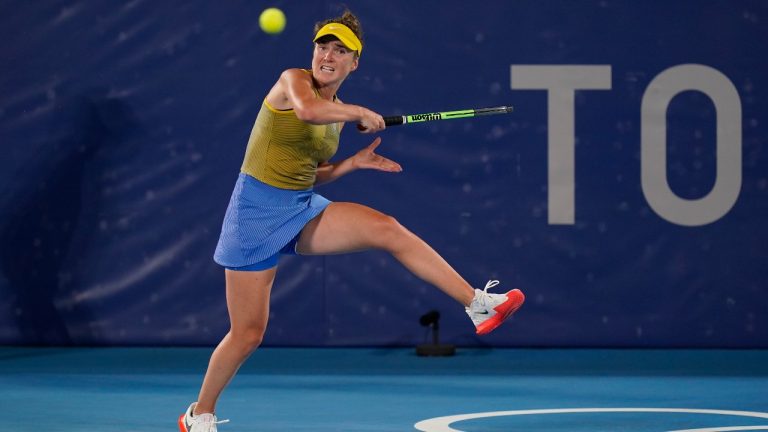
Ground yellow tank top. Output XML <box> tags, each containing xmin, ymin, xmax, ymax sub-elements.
<box><xmin>240</xmin><ymin>88</ymin><xmax>341</xmax><ymax>190</ymax></box>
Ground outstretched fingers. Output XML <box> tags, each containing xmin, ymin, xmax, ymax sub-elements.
<box><xmin>356</xmin><ymin>137</ymin><xmax>402</xmax><ymax>172</ymax></box>
<box><xmin>367</xmin><ymin>137</ymin><xmax>382</xmax><ymax>151</ymax></box>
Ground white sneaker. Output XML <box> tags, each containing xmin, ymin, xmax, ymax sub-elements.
<box><xmin>178</xmin><ymin>402</ymin><xmax>229</xmax><ymax>432</ymax></box>
<box><xmin>466</xmin><ymin>280</ymin><xmax>525</xmax><ymax>335</ymax></box>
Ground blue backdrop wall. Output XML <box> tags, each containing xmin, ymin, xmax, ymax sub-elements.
<box><xmin>1</xmin><ymin>1</ymin><xmax>766</xmax><ymax>347</ymax></box>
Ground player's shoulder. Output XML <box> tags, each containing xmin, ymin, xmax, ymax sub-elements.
<box><xmin>280</xmin><ymin>68</ymin><xmax>312</xmax><ymax>80</ymax></box>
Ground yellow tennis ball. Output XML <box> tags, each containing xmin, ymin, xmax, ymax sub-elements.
<box><xmin>259</xmin><ymin>8</ymin><xmax>286</xmax><ymax>35</ymax></box>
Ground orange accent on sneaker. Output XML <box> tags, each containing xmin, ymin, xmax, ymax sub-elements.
<box><xmin>178</xmin><ymin>414</ymin><xmax>189</xmax><ymax>432</ymax></box>
<box><xmin>475</xmin><ymin>289</ymin><xmax>525</xmax><ymax>335</ymax></box>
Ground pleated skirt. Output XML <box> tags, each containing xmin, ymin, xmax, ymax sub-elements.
<box><xmin>213</xmin><ymin>173</ymin><xmax>331</xmax><ymax>267</ymax></box>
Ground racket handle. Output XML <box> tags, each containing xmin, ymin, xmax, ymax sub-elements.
<box><xmin>356</xmin><ymin>115</ymin><xmax>404</xmax><ymax>131</ymax></box>
<box><xmin>384</xmin><ymin>116</ymin><xmax>405</xmax><ymax>126</ymax></box>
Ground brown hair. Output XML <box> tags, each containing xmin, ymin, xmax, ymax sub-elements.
<box><xmin>313</xmin><ymin>9</ymin><xmax>364</xmax><ymax>50</ymax></box>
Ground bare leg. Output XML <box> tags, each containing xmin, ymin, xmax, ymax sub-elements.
<box><xmin>195</xmin><ymin>202</ymin><xmax>474</xmax><ymax>414</ymax></box>
<box><xmin>297</xmin><ymin>202</ymin><xmax>475</xmax><ymax>306</ymax></box>
<box><xmin>194</xmin><ymin>268</ymin><xmax>275</xmax><ymax>415</ymax></box>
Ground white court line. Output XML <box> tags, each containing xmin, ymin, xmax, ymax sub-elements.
<box><xmin>414</xmin><ymin>408</ymin><xmax>768</xmax><ymax>432</ymax></box>
<box><xmin>669</xmin><ymin>427</ymin><xmax>768</xmax><ymax>432</ymax></box>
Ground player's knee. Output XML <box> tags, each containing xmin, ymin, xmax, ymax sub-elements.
<box><xmin>375</xmin><ymin>214</ymin><xmax>410</xmax><ymax>250</ymax></box>
<box><xmin>232</xmin><ymin>326</ymin><xmax>265</xmax><ymax>352</ymax></box>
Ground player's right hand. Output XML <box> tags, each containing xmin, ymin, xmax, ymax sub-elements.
<box><xmin>357</xmin><ymin>108</ymin><xmax>385</xmax><ymax>133</ymax></box>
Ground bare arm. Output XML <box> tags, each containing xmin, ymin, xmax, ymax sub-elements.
<box><xmin>265</xmin><ymin>69</ymin><xmax>384</xmax><ymax>133</ymax></box>
<box><xmin>314</xmin><ymin>137</ymin><xmax>402</xmax><ymax>186</ymax></box>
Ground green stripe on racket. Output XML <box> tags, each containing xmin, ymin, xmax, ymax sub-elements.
<box><xmin>383</xmin><ymin>105</ymin><xmax>513</xmax><ymax>126</ymax></box>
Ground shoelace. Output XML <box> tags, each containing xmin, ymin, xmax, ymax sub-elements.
<box><xmin>473</xmin><ymin>280</ymin><xmax>500</xmax><ymax>309</ymax></box>
<box><xmin>204</xmin><ymin>419</ymin><xmax>230</xmax><ymax>432</ymax></box>
<box><xmin>194</xmin><ymin>414</ymin><xmax>230</xmax><ymax>431</ymax></box>
<box><xmin>483</xmin><ymin>280</ymin><xmax>500</xmax><ymax>293</ymax></box>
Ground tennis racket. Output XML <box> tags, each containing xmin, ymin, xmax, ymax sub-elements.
<box><xmin>383</xmin><ymin>105</ymin><xmax>513</xmax><ymax>126</ymax></box>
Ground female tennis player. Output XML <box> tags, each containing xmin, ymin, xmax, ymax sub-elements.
<box><xmin>179</xmin><ymin>10</ymin><xmax>524</xmax><ymax>432</ymax></box>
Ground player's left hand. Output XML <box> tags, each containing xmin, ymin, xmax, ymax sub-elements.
<box><xmin>352</xmin><ymin>137</ymin><xmax>402</xmax><ymax>172</ymax></box>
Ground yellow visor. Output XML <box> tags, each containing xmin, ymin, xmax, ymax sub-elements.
<box><xmin>313</xmin><ymin>23</ymin><xmax>363</xmax><ymax>56</ymax></box>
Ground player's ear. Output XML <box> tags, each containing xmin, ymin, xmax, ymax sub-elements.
<box><xmin>350</xmin><ymin>57</ymin><xmax>359</xmax><ymax>72</ymax></box>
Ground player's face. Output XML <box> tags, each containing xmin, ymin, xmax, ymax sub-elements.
<box><xmin>312</xmin><ymin>40</ymin><xmax>358</xmax><ymax>86</ymax></box>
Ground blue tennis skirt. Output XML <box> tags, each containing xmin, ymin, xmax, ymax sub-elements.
<box><xmin>213</xmin><ymin>173</ymin><xmax>331</xmax><ymax>268</ymax></box>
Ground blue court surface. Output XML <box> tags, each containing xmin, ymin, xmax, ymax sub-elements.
<box><xmin>2</xmin><ymin>347</ymin><xmax>767</xmax><ymax>431</ymax></box>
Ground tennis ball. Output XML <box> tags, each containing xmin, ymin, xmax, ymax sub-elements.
<box><xmin>259</xmin><ymin>7</ymin><xmax>286</xmax><ymax>35</ymax></box>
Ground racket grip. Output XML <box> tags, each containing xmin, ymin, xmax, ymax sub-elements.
<box><xmin>356</xmin><ymin>115</ymin><xmax>405</xmax><ymax>131</ymax></box>
<box><xmin>384</xmin><ymin>116</ymin><xmax>405</xmax><ymax>126</ymax></box>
